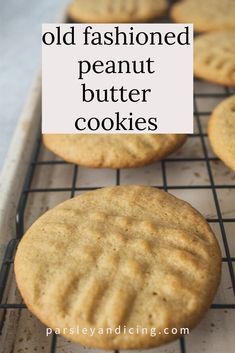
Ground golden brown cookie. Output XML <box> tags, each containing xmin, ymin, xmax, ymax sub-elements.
<box><xmin>208</xmin><ymin>95</ymin><xmax>235</xmax><ymax>171</ymax></box>
<box><xmin>43</xmin><ymin>134</ymin><xmax>187</xmax><ymax>168</ymax></box>
<box><xmin>15</xmin><ymin>185</ymin><xmax>221</xmax><ymax>350</ymax></box>
<box><xmin>194</xmin><ymin>31</ymin><xmax>235</xmax><ymax>87</ymax></box>
<box><xmin>68</xmin><ymin>0</ymin><xmax>168</xmax><ymax>23</ymax></box>
<box><xmin>171</xmin><ymin>0</ymin><xmax>235</xmax><ymax>32</ymax></box>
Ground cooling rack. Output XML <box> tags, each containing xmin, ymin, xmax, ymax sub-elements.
<box><xmin>0</xmin><ymin>78</ymin><xmax>234</xmax><ymax>353</ymax></box>
<box><xmin>0</xmin><ymin>1</ymin><xmax>235</xmax><ymax>351</ymax></box>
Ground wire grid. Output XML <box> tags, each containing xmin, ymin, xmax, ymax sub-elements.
<box><xmin>1</xmin><ymin>14</ymin><xmax>235</xmax><ymax>351</ymax></box>
<box><xmin>0</xmin><ymin>78</ymin><xmax>234</xmax><ymax>353</ymax></box>
<box><xmin>1</xmin><ymin>0</ymin><xmax>235</xmax><ymax>347</ymax></box>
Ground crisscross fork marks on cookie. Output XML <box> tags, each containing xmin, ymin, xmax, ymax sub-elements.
<box><xmin>15</xmin><ymin>186</ymin><xmax>221</xmax><ymax>349</ymax></box>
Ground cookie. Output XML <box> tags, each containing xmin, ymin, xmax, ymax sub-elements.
<box><xmin>68</xmin><ymin>0</ymin><xmax>168</xmax><ymax>23</ymax></box>
<box><xmin>194</xmin><ymin>31</ymin><xmax>235</xmax><ymax>87</ymax></box>
<box><xmin>43</xmin><ymin>134</ymin><xmax>187</xmax><ymax>168</ymax></box>
<box><xmin>208</xmin><ymin>95</ymin><xmax>235</xmax><ymax>171</ymax></box>
<box><xmin>171</xmin><ymin>0</ymin><xmax>235</xmax><ymax>32</ymax></box>
<box><xmin>15</xmin><ymin>185</ymin><xmax>221</xmax><ymax>350</ymax></box>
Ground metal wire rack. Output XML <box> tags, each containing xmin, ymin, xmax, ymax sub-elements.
<box><xmin>0</xmin><ymin>77</ymin><xmax>234</xmax><ymax>353</ymax></box>
<box><xmin>0</xmin><ymin>0</ymin><xmax>235</xmax><ymax>351</ymax></box>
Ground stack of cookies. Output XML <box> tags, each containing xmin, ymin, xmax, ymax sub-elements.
<box><xmin>171</xmin><ymin>0</ymin><xmax>235</xmax><ymax>170</ymax></box>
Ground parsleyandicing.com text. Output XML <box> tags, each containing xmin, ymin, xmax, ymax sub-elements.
<box><xmin>46</xmin><ymin>325</ymin><xmax>190</xmax><ymax>337</ymax></box>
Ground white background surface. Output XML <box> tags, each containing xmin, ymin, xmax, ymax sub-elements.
<box><xmin>0</xmin><ymin>0</ymin><xmax>68</xmax><ymax>171</ymax></box>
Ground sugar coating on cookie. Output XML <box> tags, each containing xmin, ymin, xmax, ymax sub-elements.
<box><xmin>15</xmin><ymin>186</ymin><xmax>221</xmax><ymax>349</ymax></box>
<box><xmin>68</xmin><ymin>0</ymin><xmax>168</xmax><ymax>23</ymax></box>
<box><xmin>208</xmin><ymin>95</ymin><xmax>235</xmax><ymax>171</ymax></box>
<box><xmin>171</xmin><ymin>0</ymin><xmax>235</xmax><ymax>32</ymax></box>
<box><xmin>43</xmin><ymin>134</ymin><xmax>187</xmax><ymax>168</ymax></box>
<box><xmin>194</xmin><ymin>31</ymin><xmax>235</xmax><ymax>87</ymax></box>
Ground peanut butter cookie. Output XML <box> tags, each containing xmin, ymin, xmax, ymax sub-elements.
<box><xmin>43</xmin><ymin>134</ymin><xmax>187</xmax><ymax>168</ymax></box>
<box><xmin>68</xmin><ymin>0</ymin><xmax>168</xmax><ymax>23</ymax></box>
<box><xmin>194</xmin><ymin>31</ymin><xmax>235</xmax><ymax>87</ymax></box>
<box><xmin>171</xmin><ymin>0</ymin><xmax>235</xmax><ymax>32</ymax></box>
<box><xmin>15</xmin><ymin>186</ymin><xmax>221</xmax><ymax>349</ymax></box>
<box><xmin>208</xmin><ymin>95</ymin><xmax>235</xmax><ymax>171</ymax></box>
